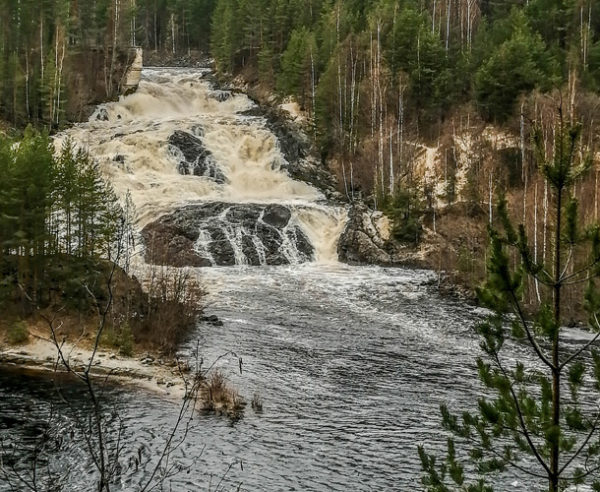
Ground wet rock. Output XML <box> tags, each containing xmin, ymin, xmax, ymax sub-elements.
<box><xmin>142</xmin><ymin>221</ymin><xmax>212</xmax><ymax>267</ymax></box>
<box><xmin>210</xmin><ymin>90</ymin><xmax>232</xmax><ymax>102</ymax></box>
<box><xmin>167</xmin><ymin>130</ymin><xmax>227</xmax><ymax>184</ymax></box>
<box><xmin>202</xmin><ymin>315</ymin><xmax>224</xmax><ymax>327</ymax></box>
<box><xmin>262</xmin><ymin>205</ymin><xmax>291</xmax><ymax>228</ymax></box>
<box><xmin>114</xmin><ymin>154</ymin><xmax>125</xmax><ymax>163</ymax></box>
<box><xmin>141</xmin><ymin>202</ymin><xmax>314</xmax><ymax>267</ymax></box>
<box><xmin>95</xmin><ymin>108</ymin><xmax>109</xmax><ymax>121</ymax></box>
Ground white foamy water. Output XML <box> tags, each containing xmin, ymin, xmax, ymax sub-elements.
<box><xmin>57</xmin><ymin>67</ymin><xmax>347</xmax><ymax>264</ymax></box>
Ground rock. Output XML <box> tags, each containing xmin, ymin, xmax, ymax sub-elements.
<box><xmin>202</xmin><ymin>315</ymin><xmax>224</xmax><ymax>327</ymax></box>
<box><xmin>210</xmin><ymin>90</ymin><xmax>232</xmax><ymax>102</ymax></box>
<box><xmin>122</xmin><ymin>47</ymin><xmax>143</xmax><ymax>96</ymax></box>
<box><xmin>337</xmin><ymin>202</ymin><xmax>394</xmax><ymax>265</ymax></box>
<box><xmin>167</xmin><ymin>130</ymin><xmax>227</xmax><ymax>184</ymax></box>
<box><xmin>113</xmin><ymin>154</ymin><xmax>125</xmax><ymax>163</ymax></box>
<box><xmin>262</xmin><ymin>205</ymin><xmax>291</xmax><ymax>228</ymax></box>
<box><xmin>142</xmin><ymin>202</ymin><xmax>314</xmax><ymax>267</ymax></box>
<box><xmin>95</xmin><ymin>108</ymin><xmax>109</xmax><ymax>121</ymax></box>
<box><xmin>142</xmin><ymin>221</ymin><xmax>212</xmax><ymax>267</ymax></box>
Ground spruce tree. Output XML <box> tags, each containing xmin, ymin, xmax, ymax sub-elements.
<box><xmin>419</xmin><ymin>116</ymin><xmax>600</xmax><ymax>491</ymax></box>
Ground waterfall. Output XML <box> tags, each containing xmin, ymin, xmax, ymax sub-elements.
<box><xmin>58</xmin><ymin>67</ymin><xmax>347</xmax><ymax>266</ymax></box>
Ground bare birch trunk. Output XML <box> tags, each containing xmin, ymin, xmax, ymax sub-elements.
<box><xmin>534</xmin><ymin>181</ymin><xmax>541</xmax><ymax>302</ymax></box>
<box><xmin>489</xmin><ymin>171</ymin><xmax>493</xmax><ymax>225</ymax></box>
<box><xmin>445</xmin><ymin>0</ymin><xmax>451</xmax><ymax>52</ymax></box>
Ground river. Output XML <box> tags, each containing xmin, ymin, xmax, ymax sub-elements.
<box><xmin>0</xmin><ymin>67</ymin><xmax>553</xmax><ymax>491</ymax></box>
<box><xmin>1</xmin><ymin>263</ymin><xmax>499</xmax><ymax>491</ymax></box>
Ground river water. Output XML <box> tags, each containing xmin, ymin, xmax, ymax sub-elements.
<box><xmin>1</xmin><ymin>264</ymin><xmax>500</xmax><ymax>491</ymax></box>
<box><xmin>0</xmin><ymin>67</ymin><xmax>559</xmax><ymax>491</ymax></box>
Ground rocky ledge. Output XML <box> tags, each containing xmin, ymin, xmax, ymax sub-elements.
<box><xmin>337</xmin><ymin>202</ymin><xmax>395</xmax><ymax>265</ymax></box>
<box><xmin>142</xmin><ymin>202</ymin><xmax>314</xmax><ymax>267</ymax></box>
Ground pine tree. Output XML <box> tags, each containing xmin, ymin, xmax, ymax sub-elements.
<box><xmin>278</xmin><ymin>27</ymin><xmax>316</xmax><ymax>108</ymax></box>
<box><xmin>419</xmin><ymin>115</ymin><xmax>600</xmax><ymax>491</ymax></box>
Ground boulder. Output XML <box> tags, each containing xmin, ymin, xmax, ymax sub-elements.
<box><xmin>262</xmin><ymin>205</ymin><xmax>291</xmax><ymax>228</ymax></box>
<box><xmin>337</xmin><ymin>203</ymin><xmax>393</xmax><ymax>265</ymax></box>
<box><xmin>167</xmin><ymin>130</ymin><xmax>227</xmax><ymax>184</ymax></box>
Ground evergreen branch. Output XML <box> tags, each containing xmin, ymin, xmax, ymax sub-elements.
<box><xmin>558</xmin><ymin>409</ymin><xmax>600</xmax><ymax>476</ymax></box>
<box><xmin>561</xmin><ymin>253</ymin><xmax>600</xmax><ymax>283</ymax></box>
<box><xmin>525</xmin><ymin>267</ymin><xmax>555</xmax><ymax>287</ymax></box>
<box><xmin>560</xmin><ymin>313</ymin><xmax>600</xmax><ymax>370</ymax></box>
<box><xmin>561</xmin><ymin>461</ymin><xmax>600</xmax><ymax>482</ymax></box>
<box><xmin>559</xmin><ymin>246</ymin><xmax>574</xmax><ymax>282</ymax></box>
<box><xmin>510</xmin><ymin>291</ymin><xmax>555</xmax><ymax>370</ymax></box>
<box><xmin>492</xmin><ymin>352</ymin><xmax>551</xmax><ymax>477</ymax></box>
<box><xmin>563</xmin><ymin>275</ymin><xmax>595</xmax><ymax>286</ymax></box>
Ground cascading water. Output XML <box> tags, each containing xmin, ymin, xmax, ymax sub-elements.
<box><xmin>57</xmin><ymin>67</ymin><xmax>347</xmax><ymax>266</ymax></box>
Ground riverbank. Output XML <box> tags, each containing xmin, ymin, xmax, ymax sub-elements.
<box><xmin>0</xmin><ymin>331</ymin><xmax>189</xmax><ymax>399</ymax></box>
<box><xmin>0</xmin><ymin>306</ymin><xmax>205</xmax><ymax>400</ymax></box>
<box><xmin>0</xmin><ymin>309</ymin><xmax>245</xmax><ymax>418</ymax></box>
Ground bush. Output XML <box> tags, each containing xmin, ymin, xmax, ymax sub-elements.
<box><xmin>116</xmin><ymin>323</ymin><xmax>134</xmax><ymax>357</ymax></box>
<box><xmin>7</xmin><ymin>321</ymin><xmax>29</xmax><ymax>344</ymax></box>
<box><xmin>140</xmin><ymin>266</ymin><xmax>206</xmax><ymax>354</ymax></box>
<box><xmin>200</xmin><ymin>371</ymin><xmax>245</xmax><ymax>417</ymax></box>
<box><xmin>387</xmin><ymin>187</ymin><xmax>423</xmax><ymax>245</ymax></box>
<box><xmin>102</xmin><ymin>322</ymin><xmax>134</xmax><ymax>357</ymax></box>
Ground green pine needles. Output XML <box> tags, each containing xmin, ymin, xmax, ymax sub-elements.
<box><xmin>419</xmin><ymin>115</ymin><xmax>600</xmax><ymax>491</ymax></box>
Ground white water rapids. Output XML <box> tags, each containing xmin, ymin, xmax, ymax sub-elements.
<box><xmin>57</xmin><ymin>67</ymin><xmax>347</xmax><ymax>265</ymax></box>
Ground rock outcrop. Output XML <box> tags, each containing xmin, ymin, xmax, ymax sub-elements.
<box><xmin>337</xmin><ymin>203</ymin><xmax>394</xmax><ymax>265</ymax></box>
<box><xmin>167</xmin><ymin>130</ymin><xmax>227</xmax><ymax>183</ymax></box>
<box><xmin>142</xmin><ymin>203</ymin><xmax>314</xmax><ymax>267</ymax></box>
<box><xmin>122</xmin><ymin>47</ymin><xmax>143</xmax><ymax>95</ymax></box>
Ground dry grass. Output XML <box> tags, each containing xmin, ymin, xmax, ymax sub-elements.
<box><xmin>199</xmin><ymin>370</ymin><xmax>245</xmax><ymax>418</ymax></box>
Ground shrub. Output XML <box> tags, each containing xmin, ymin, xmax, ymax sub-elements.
<box><xmin>102</xmin><ymin>322</ymin><xmax>134</xmax><ymax>357</ymax></box>
<box><xmin>200</xmin><ymin>371</ymin><xmax>245</xmax><ymax>417</ymax></box>
<box><xmin>140</xmin><ymin>265</ymin><xmax>206</xmax><ymax>354</ymax></box>
<box><xmin>116</xmin><ymin>323</ymin><xmax>134</xmax><ymax>357</ymax></box>
<box><xmin>7</xmin><ymin>321</ymin><xmax>29</xmax><ymax>344</ymax></box>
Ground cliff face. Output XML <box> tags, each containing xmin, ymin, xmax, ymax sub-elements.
<box><xmin>64</xmin><ymin>47</ymin><xmax>142</xmax><ymax>122</ymax></box>
<box><xmin>122</xmin><ymin>48</ymin><xmax>143</xmax><ymax>95</ymax></box>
